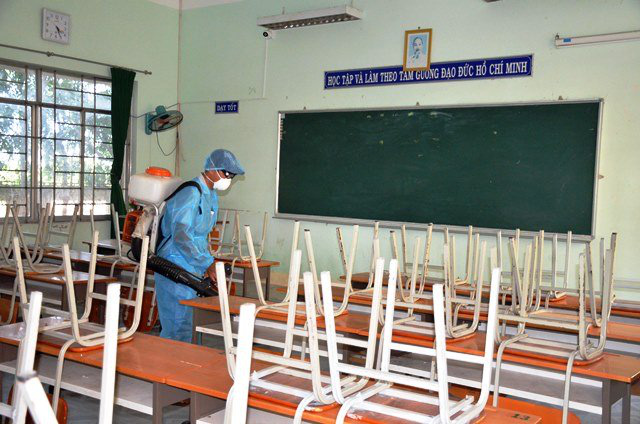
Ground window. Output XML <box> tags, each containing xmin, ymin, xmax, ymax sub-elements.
<box><xmin>0</xmin><ymin>61</ymin><xmax>129</xmax><ymax>220</ymax></box>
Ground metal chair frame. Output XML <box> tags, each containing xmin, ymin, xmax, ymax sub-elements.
<box><xmin>90</xmin><ymin>205</ymin><xmax>156</xmax><ymax>329</ymax></box>
<box><xmin>319</xmin><ymin>258</ymin><xmax>501</xmax><ymax>424</ymax></box>
<box><xmin>12</xmin><ymin>231</ymin><xmax>150</xmax><ymax>413</ymax></box>
<box><xmin>493</xmin><ymin>233</ymin><xmax>617</xmax><ymax>424</ymax></box>
<box><xmin>223</xmin><ymin>302</ymin><xmax>256</xmax><ymax>424</ymax></box>
<box><xmin>0</xmin><ymin>290</ymin><xmax>44</xmax><ymax>423</ymax></box>
<box><xmin>213</xmin><ymin>209</ymin><xmax>268</xmax><ymax>262</ymax></box>
<box><xmin>216</xmin><ymin>249</ymin><xmax>376</xmax><ymax>424</ymax></box>
<box><xmin>6</xmin><ymin>284</ymin><xmax>121</xmax><ymax>424</ymax></box>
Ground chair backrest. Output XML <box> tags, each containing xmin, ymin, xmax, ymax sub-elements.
<box><xmin>224</xmin><ymin>302</ymin><xmax>256</xmax><ymax>424</ymax></box>
<box><xmin>8</xmin><ymin>284</ymin><xmax>122</xmax><ymax>424</ymax></box>
<box><xmin>0</xmin><ymin>291</ymin><xmax>44</xmax><ymax>423</ymax></box>
<box><xmin>98</xmin><ymin>283</ymin><xmax>123</xmax><ymax>424</ymax></box>
<box><xmin>215</xmin><ymin>248</ymin><xmax>304</xmax><ymax>379</ymax></box>
<box><xmin>320</xmin><ymin>257</ymin><xmax>502</xmax><ymax>423</ymax></box>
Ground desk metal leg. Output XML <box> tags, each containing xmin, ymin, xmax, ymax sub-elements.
<box><xmin>192</xmin><ymin>307</ymin><xmax>220</xmax><ymax>345</ymax></box>
<box><xmin>190</xmin><ymin>392</ymin><xmax>225</xmax><ymax>422</ymax></box>
<box><xmin>242</xmin><ymin>268</ymin><xmax>247</xmax><ymax>298</ymax></box>
<box><xmin>622</xmin><ymin>382</ymin><xmax>631</xmax><ymax>424</ymax></box>
<box><xmin>602</xmin><ymin>379</ymin><xmax>612</xmax><ymax>424</ymax></box>
<box><xmin>152</xmin><ymin>382</ymin><xmax>189</xmax><ymax>424</ymax></box>
<box><xmin>264</xmin><ymin>267</ymin><xmax>270</xmax><ymax>302</ymax></box>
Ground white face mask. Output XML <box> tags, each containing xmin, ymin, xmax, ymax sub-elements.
<box><xmin>213</xmin><ymin>177</ymin><xmax>231</xmax><ymax>191</ymax></box>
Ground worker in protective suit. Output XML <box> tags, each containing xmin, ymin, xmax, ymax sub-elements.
<box><xmin>155</xmin><ymin>149</ymin><xmax>244</xmax><ymax>342</ymax></box>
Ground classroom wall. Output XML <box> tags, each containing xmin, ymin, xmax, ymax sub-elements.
<box><xmin>176</xmin><ymin>0</ymin><xmax>640</xmax><ymax>297</ymax></box>
<box><xmin>0</xmin><ymin>0</ymin><xmax>179</xmax><ymax>248</ymax></box>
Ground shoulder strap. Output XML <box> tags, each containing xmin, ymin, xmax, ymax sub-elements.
<box><xmin>165</xmin><ymin>181</ymin><xmax>202</xmax><ymax>203</ymax></box>
<box><xmin>156</xmin><ymin>181</ymin><xmax>204</xmax><ymax>252</ymax></box>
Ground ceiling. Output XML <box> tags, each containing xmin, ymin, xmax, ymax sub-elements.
<box><xmin>147</xmin><ymin>0</ymin><xmax>242</xmax><ymax>10</ymax></box>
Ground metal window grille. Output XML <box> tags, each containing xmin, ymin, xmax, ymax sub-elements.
<box><xmin>0</xmin><ymin>61</ymin><xmax>131</xmax><ymax>221</ymax></box>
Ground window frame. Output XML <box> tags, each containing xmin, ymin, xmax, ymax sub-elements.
<box><xmin>0</xmin><ymin>59</ymin><xmax>132</xmax><ymax>223</ymax></box>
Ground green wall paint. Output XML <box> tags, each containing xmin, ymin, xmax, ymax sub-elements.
<box><xmin>0</xmin><ymin>0</ymin><xmax>179</xmax><ymax>248</ymax></box>
<box><xmin>177</xmin><ymin>0</ymin><xmax>640</xmax><ymax>297</ymax></box>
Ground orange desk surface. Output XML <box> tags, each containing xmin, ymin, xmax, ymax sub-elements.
<box><xmin>43</xmin><ymin>249</ymin><xmax>140</xmax><ymax>272</ymax></box>
<box><xmin>213</xmin><ymin>257</ymin><xmax>280</xmax><ymax>268</ymax></box>
<box><xmin>0</xmin><ymin>327</ymin><xmax>217</xmax><ymax>384</ymax></box>
<box><xmin>0</xmin><ymin>323</ymin><xmax>541</xmax><ymax>423</ymax></box>
<box><xmin>184</xmin><ymin>296</ymin><xmax>640</xmax><ymax>384</ymax></box>
<box><xmin>326</xmin><ymin>285</ymin><xmax>640</xmax><ymax>345</ymax></box>
<box><xmin>347</xmin><ymin>271</ymin><xmax>640</xmax><ymax>319</ymax></box>
<box><xmin>0</xmin><ymin>267</ymin><xmax>117</xmax><ymax>285</ymax></box>
<box><xmin>166</xmin><ymin>359</ymin><xmax>542</xmax><ymax>424</ymax></box>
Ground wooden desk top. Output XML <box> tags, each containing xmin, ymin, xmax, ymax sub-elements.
<box><xmin>183</xmin><ymin>296</ymin><xmax>640</xmax><ymax>384</ymax></box>
<box><xmin>0</xmin><ymin>326</ymin><xmax>219</xmax><ymax>384</ymax></box>
<box><xmin>165</xmin><ymin>355</ymin><xmax>541</xmax><ymax>424</ymax></box>
<box><xmin>82</xmin><ymin>239</ymin><xmax>126</xmax><ymax>250</ymax></box>
<box><xmin>214</xmin><ymin>257</ymin><xmax>280</xmax><ymax>268</ymax></box>
<box><xmin>0</xmin><ymin>320</ymin><xmax>541</xmax><ymax>423</ymax></box>
<box><xmin>321</xmin><ymin>285</ymin><xmax>640</xmax><ymax>344</ymax></box>
<box><xmin>347</xmin><ymin>271</ymin><xmax>640</xmax><ymax>319</ymax></box>
<box><xmin>378</xmin><ymin>330</ymin><xmax>640</xmax><ymax>384</ymax></box>
<box><xmin>181</xmin><ymin>296</ymin><xmax>372</xmax><ymax>334</ymax></box>
<box><xmin>0</xmin><ymin>268</ymin><xmax>117</xmax><ymax>285</ymax></box>
<box><xmin>43</xmin><ymin>249</ymin><xmax>138</xmax><ymax>272</ymax></box>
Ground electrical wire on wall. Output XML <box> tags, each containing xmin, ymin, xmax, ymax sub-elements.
<box><xmin>156</xmin><ymin>131</ymin><xmax>177</xmax><ymax>157</ymax></box>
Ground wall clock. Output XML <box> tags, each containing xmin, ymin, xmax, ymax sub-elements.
<box><xmin>42</xmin><ymin>8</ymin><xmax>70</xmax><ymax>44</ymax></box>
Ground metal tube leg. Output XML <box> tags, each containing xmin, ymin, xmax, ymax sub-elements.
<box><xmin>52</xmin><ymin>338</ymin><xmax>75</xmax><ymax>413</ymax></box>
<box><xmin>562</xmin><ymin>350</ymin><xmax>579</xmax><ymax>424</ymax></box>
<box><xmin>622</xmin><ymin>382</ymin><xmax>631</xmax><ymax>424</ymax></box>
<box><xmin>601</xmin><ymin>379</ymin><xmax>612</xmax><ymax>424</ymax></box>
<box><xmin>242</xmin><ymin>267</ymin><xmax>247</xmax><ymax>298</ymax></box>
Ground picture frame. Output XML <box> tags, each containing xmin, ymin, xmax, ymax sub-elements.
<box><xmin>403</xmin><ymin>28</ymin><xmax>432</xmax><ymax>72</ymax></box>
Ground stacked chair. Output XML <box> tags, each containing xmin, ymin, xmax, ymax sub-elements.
<box><xmin>493</xmin><ymin>232</ymin><xmax>617</xmax><ymax>423</ymax></box>
<box><xmin>11</xmin><ymin>230</ymin><xmax>151</xmax><ymax>412</ymax></box>
<box><xmin>214</xmin><ymin>232</ymin><xmax>503</xmax><ymax>424</ymax></box>
<box><xmin>318</xmin><ymin>258</ymin><xmax>501</xmax><ymax>423</ymax></box>
<box><xmin>6</xmin><ymin>202</ymin><xmax>79</xmax><ymax>274</ymax></box>
<box><xmin>0</xmin><ymin>282</ymin><xmax>122</xmax><ymax>423</ymax></box>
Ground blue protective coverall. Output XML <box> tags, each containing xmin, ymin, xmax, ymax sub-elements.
<box><xmin>155</xmin><ymin>175</ymin><xmax>217</xmax><ymax>341</ymax></box>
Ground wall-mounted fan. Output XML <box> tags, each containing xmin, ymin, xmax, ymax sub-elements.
<box><xmin>145</xmin><ymin>105</ymin><xmax>183</xmax><ymax>135</ymax></box>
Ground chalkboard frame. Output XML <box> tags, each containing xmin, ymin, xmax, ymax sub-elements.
<box><xmin>275</xmin><ymin>99</ymin><xmax>603</xmax><ymax>241</ymax></box>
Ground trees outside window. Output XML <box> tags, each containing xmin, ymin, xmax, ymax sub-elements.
<box><xmin>0</xmin><ymin>62</ymin><xmax>129</xmax><ymax>220</ymax></box>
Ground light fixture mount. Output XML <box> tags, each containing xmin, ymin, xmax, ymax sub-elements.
<box><xmin>257</xmin><ymin>5</ymin><xmax>363</xmax><ymax>31</ymax></box>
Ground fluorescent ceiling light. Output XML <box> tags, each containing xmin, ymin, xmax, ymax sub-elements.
<box><xmin>257</xmin><ymin>5</ymin><xmax>363</xmax><ymax>30</ymax></box>
<box><xmin>555</xmin><ymin>30</ymin><xmax>640</xmax><ymax>47</ymax></box>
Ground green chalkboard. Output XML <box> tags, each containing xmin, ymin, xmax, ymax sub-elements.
<box><xmin>277</xmin><ymin>102</ymin><xmax>600</xmax><ymax>235</ymax></box>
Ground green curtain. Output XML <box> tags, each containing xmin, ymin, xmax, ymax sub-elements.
<box><xmin>109</xmin><ymin>67</ymin><xmax>136</xmax><ymax>237</ymax></box>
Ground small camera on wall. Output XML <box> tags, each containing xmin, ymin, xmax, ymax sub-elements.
<box><xmin>262</xmin><ymin>30</ymin><xmax>275</xmax><ymax>39</ymax></box>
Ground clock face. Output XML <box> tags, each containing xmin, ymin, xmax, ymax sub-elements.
<box><xmin>42</xmin><ymin>9</ymin><xmax>70</xmax><ymax>44</ymax></box>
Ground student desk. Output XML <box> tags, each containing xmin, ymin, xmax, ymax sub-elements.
<box><xmin>322</xmin><ymin>286</ymin><xmax>640</xmax><ymax>351</ymax></box>
<box><xmin>42</xmin><ymin>249</ymin><xmax>139</xmax><ymax>275</ymax></box>
<box><xmin>81</xmin><ymin>238</ymin><xmax>126</xmax><ymax>255</ymax></box>
<box><xmin>0</xmin><ymin>323</ymin><xmax>541</xmax><ymax>423</ymax></box>
<box><xmin>40</xmin><ymin>249</ymin><xmax>158</xmax><ymax>331</ymax></box>
<box><xmin>166</xmin><ymin>356</ymin><xmax>543</xmax><ymax>424</ymax></box>
<box><xmin>182</xmin><ymin>295</ymin><xmax>372</xmax><ymax>345</ymax></box>
<box><xmin>0</xmin><ymin>326</ymin><xmax>215</xmax><ymax>423</ymax></box>
<box><xmin>212</xmin><ymin>257</ymin><xmax>280</xmax><ymax>300</ymax></box>
<box><xmin>0</xmin><ymin>267</ymin><xmax>117</xmax><ymax>311</ymax></box>
<box><xmin>182</xmin><ymin>295</ymin><xmax>640</xmax><ymax>423</ymax></box>
<box><xmin>346</xmin><ymin>272</ymin><xmax>640</xmax><ymax>321</ymax></box>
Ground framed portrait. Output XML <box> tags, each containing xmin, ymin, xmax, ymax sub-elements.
<box><xmin>403</xmin><ymin>28</ymin><xmax>433</xmax><ymax>72</ymax></box>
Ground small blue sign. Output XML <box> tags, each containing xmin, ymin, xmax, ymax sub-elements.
<box><xmin>324</xmin><ymin>54</ymin><xmax>533</xmax><ymax>89</ymax></box>
<box><xmin>215</xmin><ymin>101</ymin><xmax>239</xmax><ymax>114</ymax></box>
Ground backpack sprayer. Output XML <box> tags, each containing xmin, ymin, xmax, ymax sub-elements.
<box><xmin>126</xmin><ymin>167</ymin><xmax>224</xmax><ymax>297</ymax></box>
